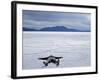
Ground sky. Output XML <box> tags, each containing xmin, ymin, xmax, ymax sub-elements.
<box><xmin>22</xmin><ymin>10</ymin><xmax>91</xmax><ymax>31</ymax></box>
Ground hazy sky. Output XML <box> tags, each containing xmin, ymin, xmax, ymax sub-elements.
<box><xmin>22</xmin><ymin>10</ymin><xmax>91</xmax><ymax>31</ymax></box>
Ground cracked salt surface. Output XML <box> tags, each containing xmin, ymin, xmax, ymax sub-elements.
<box><xmin>22</xmin><ymin>32</ymin><xmax>91</xmax><ymax>69</ymax></box>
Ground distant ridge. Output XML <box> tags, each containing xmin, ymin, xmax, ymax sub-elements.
<box><xmin>23</xmin><ymin>26</ymin><xmax>90</xmax><ymax>32</ymax></box>
<box><xmin>23</xmin><ymin>27</ymin><xmax>37</xmax><ymax>31</ymax></box>
<box><xmin>40</xmin><ymin>26</ymin><xmax>79</xmax><ymax>32</ymax></box>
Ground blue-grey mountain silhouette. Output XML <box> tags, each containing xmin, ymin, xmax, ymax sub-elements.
<box><xmin>23</xmin><ymin>27</ymin><xmax>37</xmax><ymax>31</ymax></box>
<box><xmin>23</xmin><ymin>26</ymin><xmax>90</xmax><ymax>32</ymax></box>
<box><xmin>40</xmin><ymin>26</ymin><xmax>79</xmax><ymax>31</ymax></box>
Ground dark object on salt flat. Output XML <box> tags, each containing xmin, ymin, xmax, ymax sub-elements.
<box><xmin>38</xmin><ymin>55</ymin><xmax>63</xmax><ymax>67</ymax></box>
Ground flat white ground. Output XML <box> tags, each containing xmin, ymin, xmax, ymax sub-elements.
<box><xmin>22</xmin><ymin>32</ymin><xmax>91</xmax><ymax>70</ymax></box>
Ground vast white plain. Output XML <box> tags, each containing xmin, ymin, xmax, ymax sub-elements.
<box><xmin>22</xmin><ymin>32</ymin><xmax>91</xmax><ymax>70</ymax></box>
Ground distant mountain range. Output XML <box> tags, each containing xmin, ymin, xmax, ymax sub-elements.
<box><xmin>23</xmin><ymin>26</ymin><xmax>90</xmax><ymax>32</ymax></box>
<box><xmin>23</xmin><ymin>27</ymin><xmax>37</xmax><ymax>31</ymax></box>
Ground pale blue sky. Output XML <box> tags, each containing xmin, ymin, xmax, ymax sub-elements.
<box><xmin>23</xmin><ymin>10</ymin><xmax>91</xmax><ymax>31</ymax></box>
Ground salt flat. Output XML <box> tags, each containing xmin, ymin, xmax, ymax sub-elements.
<box><xmin>22</xmin><ymin>32</ymin><xmax>91</xmax><ymax>69</ymax></box>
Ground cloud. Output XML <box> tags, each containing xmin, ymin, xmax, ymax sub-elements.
<box><xmin>22</xmin><ymin>10</ymin><xmax>91</xmax><ymax>30</ymax></box>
